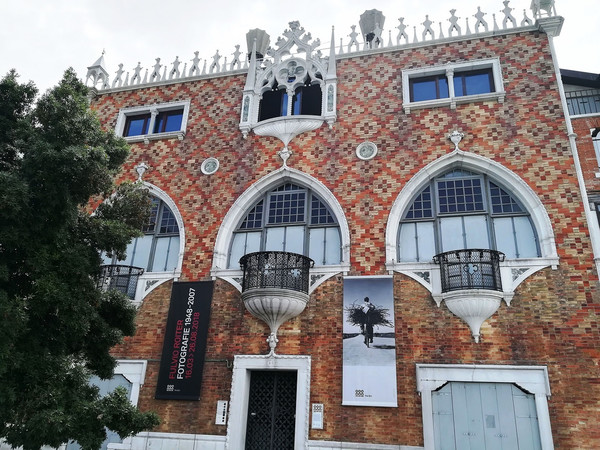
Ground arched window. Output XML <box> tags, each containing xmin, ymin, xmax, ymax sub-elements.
<box><xmin>228</xmin><ymin>183</ymin><xmax>341</xmax><ymax>268</ymax></box>
<box><xmin>398</xmin><ymin>169</ymin><xmax>540</xmax><ymax>262</ymax></box>
<box><xmin>258</xmin><ymin>76</ymin><xmax>323</xmax><ymax>122</ymax></box>
<box><xmin>103</xmin><ymin>196</ymin><xmax>180</xmax><ymax>272</ymax></box>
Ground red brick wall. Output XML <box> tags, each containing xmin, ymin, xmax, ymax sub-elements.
<box><xmin>95</xmin><ymin>30</ymin><xmax>600</xmax><ymax>448</ymax></box>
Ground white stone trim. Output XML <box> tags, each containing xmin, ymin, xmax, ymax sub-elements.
<box><xmin>114</xmin><ymin>360</ymin><xmax>147</xmax><ymax>406</ymax></box>
<box><xmin>211</xmin><ymin>166</ymin><xmax>351</xmax><ymax>291</ymax></box>
<box><xmin>115</xmin><ymin>100</ymin><xmax>190</xmax><ymax>142</ymax></box>
<box><xmin>133</xmin><ymin>182</ymin><xmax>184</xmax><ymax>305</ymax></box>
<box><xmin>386</xmin><ymin>149</ymin><xmax>559</xmax><ymax>266</ymax></box>
<box><xmin>226</xmin><ymin>355</ymin><xmax>311</xmax><ymax>450</ymax></box>
<box><xmin>416</xmin><ymin>364</ymin><xmax>553</xmax><ymax>450</ymax></box>
<box><xmin>386</xmin><ymin>151</ymin><xmax>559</xmax><ymax>340</ymax></box>
<box><xmin>402</xmin><ymin>58</ymin><xmax>505</xmax><ymax>113</ymax></box>
<box><xmin>356</xmin><ymin>141</ymin><xmax>378</xmax><ymax>160</ymax></box>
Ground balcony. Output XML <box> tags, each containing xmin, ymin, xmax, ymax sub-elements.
<box><xmin>97</xmin><ymin>264</ymin><xmax>144</xmax><ymax>300</ymax></box>
<box><xmin>565</xmin><ymin>89</ymin><xmax>600</xmax><ymax>116</ymax></box>
<box><xmin>434</xmin><ymin>249</ymin><xmax>505</xmax><ymax>293</ymax></box>
<box><xmin>239</xmin><ymin>251</ymin><xmax>314</xmax><ymax>355</ymax></box>
<box><xmin>433</xmin><ymin>249</ymin><xmax>505</xmax><ymax>343</ymax></box>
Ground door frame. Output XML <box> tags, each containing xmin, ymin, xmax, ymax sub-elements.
<box><xmin>226</xmin><ymin>355</ymin><xmax>311</xmax><ymax>450</ymax></box>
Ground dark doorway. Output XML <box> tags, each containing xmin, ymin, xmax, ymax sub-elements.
<box><xmin>245</xmin><ymin>370</ymin><xmax>297</xmax><ymax>450</ymax></box>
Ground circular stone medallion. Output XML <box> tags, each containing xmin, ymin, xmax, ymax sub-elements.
<box><xmin>356</xmin><ymin>142</ymin><xmax>378</xmax><ymax>160</ymax></box>
<box><xmin>201</xmin><ymin>157</ymin><xmax>220</xmax><ymax>175</ymax></box>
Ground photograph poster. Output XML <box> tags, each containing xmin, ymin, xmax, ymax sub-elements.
<box><xmin>342</xmin><ymin>276</ymin><xmax>397</xmax><ymax>407</ymax></box>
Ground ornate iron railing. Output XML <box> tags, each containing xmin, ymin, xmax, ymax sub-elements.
<box><xmin>565</xmin><ymin>89</ymin><xmax>600</xmax><ymax>116</ymax></box>
<box><xmin>97</xmin><ymin>264</ymin><xmax>144</xmax><ymax>300</ymax></box>
<box><xmin>239</xmin><ymin>251</ymin><xmax>314</xmax><ymax>294</ymax></box>
<box><xmin>433</xmin><ymin>249</ymin><xmax>505</xmax><ymax>293</ymax></box>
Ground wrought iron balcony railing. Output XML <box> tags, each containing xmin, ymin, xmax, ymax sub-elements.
<box><xmin>433</xmin><ymin>249</ymin><xmax>505</xmax><ymax>293</ymax></box>
<box><xmin>565</xmin><ymin>89</ymin><xmax>600</xmax><ymax>116</ymax></box>
<box><xmin>239</xmin><ymin>251</ymin><xmax>314</xmax><ymax>294</ymax></box>
<box><xmin>97</xmin><ymin>264</ymin><xmax>144</xmax><ymax>300</ymax></box>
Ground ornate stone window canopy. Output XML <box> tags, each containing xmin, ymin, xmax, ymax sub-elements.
<box><xmin>239</xmin><ymin>22</ymin><xmax>338</xmax><ymax>147</ymax></box>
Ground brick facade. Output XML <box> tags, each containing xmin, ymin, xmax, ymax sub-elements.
<box><xmin>92</xmin><ymin>25</ymin><xmax>600</xmax><ymax>449</ymax></box>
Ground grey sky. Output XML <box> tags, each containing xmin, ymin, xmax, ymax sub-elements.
<box><xmin>1</xmin><ymin>0</ymin><xmax>596</xmax><ymax>94</ymax></box>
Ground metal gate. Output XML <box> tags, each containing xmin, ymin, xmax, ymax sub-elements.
<box><xmin>245</xmin><ymin>370</ymin><xmax>297</xmax><ymax>450</ymax></box>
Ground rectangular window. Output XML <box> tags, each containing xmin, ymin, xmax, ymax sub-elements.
<box><xmin>402</xmin><ymin>59</ymin><xmax>504</xmax><ymax>113</ymax></box>
<box><xmin>116</xmin><ymin>100</ymin><xmax>190</xmax><ymax>141</ymax></box>
<box><xmin>268</xmin><ymin>191</ymin><xmax>306</xmax><ymax>224</ymax></box>
<box><xmin>453</xmin><ymin>69</ymin><xmax>494</xmax><ymax>97</ymax></box>
<box><xmin>436</xmin><ymin>178</ymin><xmax>485</xmax><ymax>214</ymax></box>
<box><xmin>153</xmin><ymin>110</ymin><xmax>184</xmax><ymax>134</ymax></box>
<box><xmin>124</xmin><ymin>113</ymin><xmax>151</xmax><ymax>137</ymax></box>
<box><xmin>410</xmin><ymin>75</ymin><xmax>449</xmax><ymax>102</ymax></box>
<box><xmin>565</xmin><ymin>89</ymin><xmax>600</xmax><ymax>116</ymax></box>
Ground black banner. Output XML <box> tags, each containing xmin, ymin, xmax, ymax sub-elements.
<box><xmin>155</xmin><ymin>281</ymin><xmax>213</xmax><ymax>400</ymax></box>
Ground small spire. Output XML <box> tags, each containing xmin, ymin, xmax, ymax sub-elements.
<box><xmin>327</xmin><ymin>26</ymin><xmax>337</xmax><ymax>77</ymax></box>
<box><xmin>85</xmin><ymin>51</ymin><xmax>109</xmax><ymax>88</ymax></box>
<box><xmin>245</xmin><ymin>38</ymin><xmax>258</xmax><ymax>90</ymax></box>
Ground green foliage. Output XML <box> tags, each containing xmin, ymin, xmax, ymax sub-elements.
<box><xmin>0</xmin><ymin>70</ymin><xmax>159</xmax><ymax>449</ymax></box>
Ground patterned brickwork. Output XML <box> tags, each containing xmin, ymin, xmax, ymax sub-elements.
<box><xmin>96</xmin><ymin>30</ymin><xmax>600</xmax><ymax>448</ymax></box>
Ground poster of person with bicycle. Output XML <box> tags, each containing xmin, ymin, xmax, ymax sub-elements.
<box><xmin>342</xmin><ymin>276</ymin><xmax>397</xmax><ymax>407</ymax></box>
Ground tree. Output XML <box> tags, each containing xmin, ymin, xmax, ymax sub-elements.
<box><xmin>0</xmin><ymin>69</ymin><xmax>159</xmax><ymax>449</ymax></box>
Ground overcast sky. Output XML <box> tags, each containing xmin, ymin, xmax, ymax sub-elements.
<box><xmin>1</xmin><ymin>0</ymin><xmax>596</xmax><ymax>94</ymax></box>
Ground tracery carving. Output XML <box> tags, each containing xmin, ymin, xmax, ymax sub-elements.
<box><xmin>239</xmin><ymin>21</ymin><xmax>337</xmax><ymax>142</ymax></box>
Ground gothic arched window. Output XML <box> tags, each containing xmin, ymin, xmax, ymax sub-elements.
<box><xmin>398</xmin><ymin>169</ymin><xmax>540</xmax><ymax>262</ymax></box>
<box><xmin>103</xmin><ymin>196</ymin><xmax>181</xmax><ymax>272</ymax></box>
<box><xmin>228</xmin><ymin>183</ymin><xmax>341</xmax><ymax>268</ymax></box>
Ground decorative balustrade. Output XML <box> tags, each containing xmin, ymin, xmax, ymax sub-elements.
<box><xmin>433</xmin><ymin>249</ymin><xmax>505</xmax><ymax>293</ymax></box>
<box><xmin>86</xmin><ymin>0</ymin><xmax>555</xmax><ymax>91</ymax></box>
<box><xmin>565</xmin><ymin>89</ymin><xmax>600</xmax><ymax>116</ymax></box>
<box><xmin>97</xmin><ymin>264</ymin><xmax>144</xmax><ymax>300</ymax></box>
<box><xmin>239</xmin><ymin>251</ymin><xmax>314</xmax><ymax>294</ymax></box>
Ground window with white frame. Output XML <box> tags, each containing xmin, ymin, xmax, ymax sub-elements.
<box><xmin>417</xmin><ymin>364</ymin><xmax>554</xmax><ymax>450</ymax></box>
<box><xmin>115</xmin><ymin>100</ymin><xmax>190</xmax><ymax>141</ymax></box>
<box><xmin>402</xmin><ymin>59</ymin><xmax>504</xmax><ymax>112</ymax></box>
<box><xmin>592</xmin><ymin>128</ymin><xmax>600</xmax><ymax>166</ymax></box>
<box><xmin>228</xmin><ymin>183</ymin><xmax>341</xmax><ymax>268</ymax></box>
<box><xmin>66</xmin><ymin>360</ymin><xmax>147</xmax><ymax>450</ymax></box>
<box><xmin>398</xmin><ymin>169</ymin><xmax>540</xmax><ymax>262</ymax></box>
<box><xmin>103</xmin><ymin>196</ymin><xmax>180</xmax><ymax>272</ymax></box>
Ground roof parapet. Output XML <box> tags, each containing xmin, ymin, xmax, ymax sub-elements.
<box><xmin>87</xmin><ymin>0</ymin><xmax>559</xmax><ymax>93</ymax></box>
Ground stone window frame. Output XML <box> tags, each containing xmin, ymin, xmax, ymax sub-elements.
<box><xmin>115</xmin><ymin>100</ymin><xmax>190</xmax><ymax>143</ymax></box>
<box><xmin>402</xmin><ymin>58</ymin><xmax>505</xmax><ymax>113</ymax></box>
<box><xmin>397</xmin><ymin>170</ymin><xmax>541</xmax><ymax>262</ymax></box>
<box><xmin>386</xmin><ymin>149</ymin><xmax>559</xmax><ymax>300</ymax></box>
<box><xmin>107</xmin><ymin>182</ymin><xmax>184</xmax><ymax>305</ymax></box>
<box><xmin>416</xmin><ymin>364</ymin><xmax>554</xmax><ymax>450</ymax></box>
<box><xmin>211</xmin><ymin>166</ymin><xmax>350</xmax><ymax>294</ymax></box>
<box><xmin>228</xmin><ymin>182</ymin><xmax>342</xmax><ymax>269</ymax></box>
